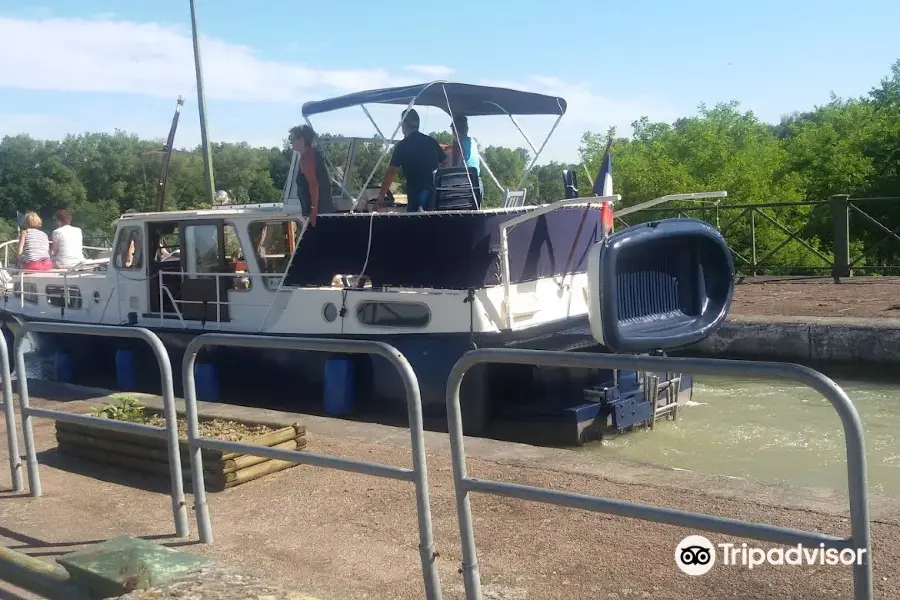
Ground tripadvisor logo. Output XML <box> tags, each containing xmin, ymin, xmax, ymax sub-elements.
<box><xmin>675</xmin><ymin>535</ymin><xmax>867</xmax><ymax>576</ymax></box>
<box><xmin>675</xmin><ymin>535</ymin><xmax>716</xmax><ymax>576</ymax></box>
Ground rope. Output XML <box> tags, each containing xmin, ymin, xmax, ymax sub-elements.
<box><xmin>140</xmin><ymin>157</ymin><xmax>151</xmax><ymax>201</ymax></box>
<box><xmin>465</xmin><ymin>287</ymin><xmax>477</xmax><ymax>350</ymax></box>
<box><xmin>355</xmin><ymin>97</ymin><xmax>420</xmax><ymax>283</ymax></box>
<box><xmin>340</xmin><ymin>288</ymin><xmax>349</xmax><ymax>334</ymax></box>
<box><xmin>358</xmin><ymin>209</ymin><xmax>376</xmax><ymax>282</ymax></box>
<box><xmin>167</xmin><ymin>154</ymin><xmax>196</xmax><ymax>207</ymax></box>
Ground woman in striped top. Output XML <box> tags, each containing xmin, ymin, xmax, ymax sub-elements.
<box><xmin>17</xmin><ymin>211</ymin><xmax>52</xmax><ymax>271</ymax></box>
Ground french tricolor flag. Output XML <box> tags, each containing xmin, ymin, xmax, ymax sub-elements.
<box><xmin>593</xmin><ymin>144</ymin><xmax>613</xmax><ymax>198</ymax></box>
<box><xmin>593</xmin><ymin>141</ymin><xmax>614</xmax><ymax>236</ymax></box>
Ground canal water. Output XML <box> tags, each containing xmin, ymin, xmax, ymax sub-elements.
<box><xmin>583</xmin><ymin>372</ymin><xmax>900</xmax><ymax>497</ymax></box>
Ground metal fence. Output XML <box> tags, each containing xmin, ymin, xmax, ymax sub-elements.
<box><xmin>1</xmin><ymin>330</ymin><xmax>22</xmax><ymax>492</ymax></box>
<box><xmin>181</xmin><ymin>333</ymin><xmax>442</xmax><ymax>600</ymax></box>
<box><xmin>1</xmin><ymin>329</ymin><xmax>876</xmax><ymax>600</ymax></box>
<box><xmin>445</xmin><ymin>348</ymin><xmax>873</xmax><ymax>600</ymax></box>
<box><xmin>6</xmin><ymin>322</ymin><xmax>190</xmax><ymax>538</ymax></box>
<box><xmin>615</xmin><ymin>194</ymin><xmax>900</xmax><ymax>280</ymax></box>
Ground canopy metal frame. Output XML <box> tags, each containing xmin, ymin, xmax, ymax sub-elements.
<box><xmin>299</xmin><ymin>81</ymin><xmax>568</xmax><ymax>209</ymax></box>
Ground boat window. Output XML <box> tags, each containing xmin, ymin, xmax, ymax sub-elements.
<box><xmin>248</xmin><ymin>220</ymin><xmax>301</xmax><ymax>290</ymax></box>
<box><xmin>114</xmin><ymin>226</ymin><xmax>143</xmax><ymax>270</ymax></box>
<box><xmin>356</xmin><ymin>301</ymin><xmax>431</xmax><ymax>328</ymax></box>
<box><xmin>157</xmin><ymin>227</ymin><xmax>179</xmax><ymax>263</ymax></box>
<box><xmin>46</xmin><ymin>285</ymin><xmax>83</xmax><ymax>310</ymax></box>
<box><xmin>184</xmin><ymin>224</ymin><xmax>221</xmax><ymax>279</ymax></box>
<box><xmin>224</xmin><ymin>223</ymin><xmax>251</xmax><ymax>291</ymax></box>
<box><xmin>14</xmin><ymin>282</ymin><xmax>38</xmax><ymax>304</ymax></box>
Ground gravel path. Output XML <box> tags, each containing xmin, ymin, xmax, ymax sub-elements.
<box><xmin>730</xmin><ymin>277</ymin><xmax>900</xmax><ymax>319</ymax></box>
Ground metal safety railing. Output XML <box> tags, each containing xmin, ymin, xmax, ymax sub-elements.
<box><xmin>0</xmin><ymin>240</ymin><xmax>111</xmax><ymax>270</ymax></box>
<box><xmin>446</xmin><ymin>349</ymin><xmax>873</xmax><ymax>600</ymax></box>
<box><xmin>1</xmin><ymin>330</ymin><xmax>22</xmax><ymax>492</ymax></box>
<box><xmin>6</xmin><ymin>322</ymin><xmax>190</xmax><ymax>538</ymax></box>
<box><xmin>182</xmin><ymin>333</ymin><xmax>442</xmax><ymax>600</ymax></box>
<box><xmin>614</xmin><ymin>194</ymin><xmax>900</xmax><ymax>280</ymax></box>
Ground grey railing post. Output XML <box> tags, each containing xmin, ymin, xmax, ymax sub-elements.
<box><xmin>831</xmin><ymin>194</ymin><xmax>851</xmax><ymax>282</ymax></box>
<box><xmin>446</xmin><ymin>348</ymin><xmax>872</xmax><ymax>600</ymax></box>
<box><xmin>11</xmin><ymin>323</ymin><xmax>190</xmax><ymax>538</ymax></box>
<box><xmin>14</xmin><ymin>333</ymin><xmax>42</xmax><ymax>498</ymax></box>
<box><xmin>750</xmin><ymin>209</ymin><xmax>757</xmax><ymax>276</ymax></box>
<box><xmin>182</xmin><ymin>333</ymin><xmax>442</xmax><ymax>600</ymax></box>
<box><xmin>1</xmin><ymin>329</ymin><xmax>23</xmax><ymax>492</ymax></box>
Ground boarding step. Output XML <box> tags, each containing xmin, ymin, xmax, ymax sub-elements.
<box><xmin>582</xmin><ymin>371</ymin><xmax>683</xmax><ymax>432</ymax></box>
<box><xmin>642</xmin><ymin>372</ymin><xmax>682</xmax><ymax>429</ymax></box>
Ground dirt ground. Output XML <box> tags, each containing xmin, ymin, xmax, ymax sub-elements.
<box><xmin>0</xmin><ymin>395</ymin><xmax>897</xmax><ymax>600</ymax></box>
<box><xmin>730</xmin><ymin>277</ymin><xmax>900</xmax><ymax>319</ymax></box>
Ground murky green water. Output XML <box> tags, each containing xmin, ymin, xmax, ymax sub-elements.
<box><xmin>584</xmin><ymin>374</ymin><xmax>900</xmax><ymax>496</ymax></box>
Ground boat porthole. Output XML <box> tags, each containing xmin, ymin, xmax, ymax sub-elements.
<box><xmin>93</xmin><ymin>291</ymin><xmax>101</xmax><ymax>304</ymax></box>
<box><xmin>322</xmin><ymin>302</ymin><xmax>338</xmax><ymax>322</ymax></box>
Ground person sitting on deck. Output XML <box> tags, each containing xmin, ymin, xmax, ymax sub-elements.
<box><xmin>289</xmin><ymin>124</ymin><xmax>334</xmax><ymax>226</ymax></box>
<box><xmin>17</xmin><ymin>211</ymin><xmax>52</xmax><ymax>271</ymax></box>
<box><xmin>450</xmin><ymin>115</ymin><xmax>484</xmax><ymax>201</ymax></box>
<box><xmin>50</xmin><ymin>209</ymin><xmax>84</xmax><ymax>269</ymax></box>
<box><xmin>376</xmin><ymin>109</ymin><xmax>448</xmax><ymax>212</ymax></box>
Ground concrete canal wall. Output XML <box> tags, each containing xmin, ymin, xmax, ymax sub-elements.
<box><xmin>690</xmin><ymin>315</ymin><xmax>900</xmax><ymax>364</ymax></box>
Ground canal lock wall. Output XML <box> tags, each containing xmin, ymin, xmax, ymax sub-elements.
<box><xmin>690</xmin><ymin>315</ymin><xmax>900</xmax><ymax>365</ymax></box>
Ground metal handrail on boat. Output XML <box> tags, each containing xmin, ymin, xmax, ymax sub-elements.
<box><xmin>494</xmin><ymin>190</ymin><xmax>729</xmax><ymax>330</ymax></box>
<box><xmin>0</xmin><ymin>239</ymin><xmax>111</xmax><ymax>270</ymax></box>
<box><xmin>497</xmin><ymin>194</ymin><xmax>619</xmax><ymax>330</ymax></box>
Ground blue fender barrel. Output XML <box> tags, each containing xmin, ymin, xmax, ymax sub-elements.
<box><xmin>323</xmin><ymin>357</ymin><xmax>354</xmax><ymax>416</ymax></box>
<box><xmin>115</xmin><ymin>349</ymin><xmax>136</xmax><ymax>391</ymax></box>
<box><xmin>194</xmin><ymin>363</ymin><xmax>220</xmax><ymax>402</ymax></box>
<box><xmin>54</xmin><ymin>352</ymin><xmax>74</xmax><ymax>383</ymax></box>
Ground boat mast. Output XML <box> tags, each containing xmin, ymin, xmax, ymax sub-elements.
<box><xmin>189</xmin><ymin>0</ymin><xmax>216</xmax><ymax>205</ymax></box>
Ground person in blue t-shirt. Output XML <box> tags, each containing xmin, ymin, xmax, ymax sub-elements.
<box><xmin>449</xmin><ymin>115</ymin><xmax>484</xmax><ymax>202</ymax></box>
<box><xmin>376</xmin><ymin>109</ymin><xmax>448</xmax><ymax>212</ymax></box>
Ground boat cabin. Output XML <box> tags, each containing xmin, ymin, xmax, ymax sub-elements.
<box><xmin>0</xmin><ymin>81</ymin><xmax>617</xmax><ymax>341</ymax></box>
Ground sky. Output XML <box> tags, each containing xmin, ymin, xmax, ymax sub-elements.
<box><xmin>1</xmin><ymin>0</ymin><xmax>899</xmax><ymax>164</ymax></box>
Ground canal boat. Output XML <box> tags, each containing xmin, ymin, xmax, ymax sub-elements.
<box><xmin>0</xmin><ymin>81</ymin><xmax>736</xmax><ymax>443</ymax></box>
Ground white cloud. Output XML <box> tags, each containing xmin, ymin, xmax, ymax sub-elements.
<box><xmin>0</xmin><ymin>16</ymin><xmax>416</xmax><ymax>102</ymax></box>
<box><xmin>404</xmin><ymin>65</ymin><xmax>455</xmax><ymax>78</ymax></box>
<box><xmin>0</xmin><ymin>15</ymin><xmax>675</xmax><ymax>163</ymax></box>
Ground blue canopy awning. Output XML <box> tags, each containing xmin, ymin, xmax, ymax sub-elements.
<box><xmin>301</xmin><ymin>81</ymin><xmax>567</xmax><ymax>118</ymax></box>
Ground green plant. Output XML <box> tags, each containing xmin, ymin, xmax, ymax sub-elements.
<box><xmin>89</xmin><ymin>395</ymin><xmax>147</xmax><ymax>422</ymax></box>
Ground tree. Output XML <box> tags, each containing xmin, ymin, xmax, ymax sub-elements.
<box><xmin>0</xmin><ymin>57</ymin><xmax>898</xmax><ymax>274</ymax></box>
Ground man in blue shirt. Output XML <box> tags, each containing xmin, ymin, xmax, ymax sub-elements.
<box><xmin>376</xmin><ymin>109</ymin><xmax>447</xmax><ymax>212</ymax></box>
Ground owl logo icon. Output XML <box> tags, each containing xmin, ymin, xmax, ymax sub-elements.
<box><xmin>675</xmin><ymin>535</ymin><xmax>716</xmax><ymax>575</ymax></box>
